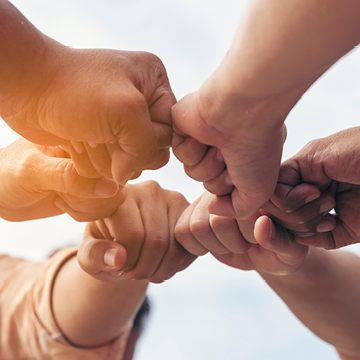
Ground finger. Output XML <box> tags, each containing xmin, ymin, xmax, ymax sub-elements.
<box><xmin>212</xmin><ymin>251</ymin><xmax>254</xmax><ymax>271</ymax></box>
<box><xmin>209</xmin><ymin>124</ymin><xmax>285</xmax><ymax>219</ymax></box>
<box><xmin>142</xmin><ymin>149</ymin><xmax>170</xmax><ymax>171</ymax></box>
<box><xmin>84</xmin><ymin>142</ymin><xmax>113</xmax><ymax>179</ymax></box>
<box><xmin>189</xmin><ymin>193</ymin><xmax>229</xmax><ymax>254</ymax></box>
<box><xmin>172</xmin><ymin>132</ymin><xmax>209</xmax><ymax>167</ymax></box>
<box><xmin>184</xmin><ymin>147</ymin><xmax>226</xmax><ymax>182</ymax></box>
<box><xmin>54</xmin><ymin>189</ymin><xmax>125</xmax><ymax>222</ymax></box>
<box><xmin>254</xmin><ymin>216</ymin><xmax>309</xmax><ymax>266</ymax></box>
<box><xmin>67</xmin><ymin>143</ymin><xmax>102</xmax><ymax>179</ymax></box>
<box><xmin>261</xmin><ymin>192</ymin><xmax>335</xmax><ymax>233</ymax></box>
<box><xmin>203</xmin><ymin>169</ymin><xmax>234</xmax><ymax>196</ymax></box>
<box><xmin>150</xmin><ymin>191</ymin><xmax>193</xmax><ymax>283</ymax></box>
<box><xmin>294</xmin><ymin>214</ymin><xmax>355</xmax><ymax>249</ymax></box>
<box><xmin>39</xmin><ymin>156</ymin><xmax>119</xmax><ymax>198</ymax></box>
<box><xmin>151</xmin><ymin>121</ymin><xmax>173</xmax><ymax>149</ymax></box>
<box><xmin>110</xmin><ymin>91</ymin><xmax>159</xmax><ymax>185</ymax></box>
<box><xmin>175</xmin><ymin>197</ymin><xmax>209</xmax><ymax>256</ymax></box>
<box><xmin>272</xmin><ymin>182</ymin><xmax>321</xmax><ymax>212</ymax></box>
<box><xmin>103</xmin><ymin>197</ymin><xmax>145</xmax><ymax>270</ymax></box>
<box><xmin>209</xmin><ymin>215</ymin><xmax>253</xmax><ymax>253</ymax></box>
<box><xmin>78</xmin><ymin>224</ymin><xmax>127</xmax><ymax>277</ymax></box>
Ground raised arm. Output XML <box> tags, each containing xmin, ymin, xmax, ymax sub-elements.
<box><xmin>0</xmin><ymin>0</ymin><xmax>175</xmax><ymax>186</ymax></box>
<box><xmin>52</xmin><ymin>181</ymin><xmax>196</xmax><ymax>348</ymax></box>
<box><xmin>172</xmin><ymin>0</ymin><xmax>360</xmax><ymax>219</ymax></box>
<box><xmin>176</xmin><ymin>192</ymin><xmax>360</xmax><ymax>358</ymax></box>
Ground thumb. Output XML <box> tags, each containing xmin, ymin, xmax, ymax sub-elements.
<box><xmin>78</xmin><ymin>225</ymin><xmax>127</xmax><ymax>276</ymax></box>
<box><xmin>38</xmin><ymin>156</ymin><xmax>119</xmax><ymax>198</ymax></box>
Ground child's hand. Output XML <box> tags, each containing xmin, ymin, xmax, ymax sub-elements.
<box><xmin>3</xmin><ymin>45</ymin><xmax>175</xmax><ymax>186</ymax></box>
<box><xmin>0</xmin><ymin>138</ymin><xmax>123</xmax><ymax>221</ymax></box>
<box><xmin>78</xmin><ymin>181</ymin><xmax>197</xmax><ymax>284</ymax></box>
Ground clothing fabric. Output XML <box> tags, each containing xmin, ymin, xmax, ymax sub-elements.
<box><xmin>0</xmin><ymin>247</ymin><xmax>131</xmax><ymax>360</ymax></box>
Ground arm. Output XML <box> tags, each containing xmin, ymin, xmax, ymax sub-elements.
<box><xmin>0</xmin><ymin>1</ymin><xmax>175</xmax><ymax>185</ymax></box>
<box><xmin>176</xmin><ymin>192</ymin><xmax>360</xmax><ymax>358</ymax></box>
<box><xmin>52</xmin><ymin>181</ymin><xmax>196</xmax><ymax>347</ymax></box>
<box><xmin>172</xmin><ymin>0</ymin><xmax>360</xmax><ymax>219</ymax></box>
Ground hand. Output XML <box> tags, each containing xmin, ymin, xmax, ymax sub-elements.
<box><xmin>0</xmin><ymin>138</ymin><xmax>123</xmax><ymax>221</ymax></box>
<box><xmin>175</xmin><ymin>190</ymin><xmax>308</xmax><ymax>275</ymax></box>
<box><xmin>78</xmin><ymin>181</ymin><xmax>197</xmax><ymax>284</ymax></box>
<box><xmin>261</xmin><ymin>127</ymin><xmax>360</xmax><ymax>249</ymax></box>
<box><xmin>175</xmin><ymin>191</ymin><xmax>254</xmax><ymax>256</ymax></box>
<box><xmin>2</xmin><ymin>42</ymin><xmax>176</xmax><ymax>185</ymax></box>
<box><xmin>213</xmin><ymin>215</ymin><xmax>309</xmax><ymax>277</ymax></box>
<box><xmin>172</xmin><ymin>89</ymin><xmax>289</xmax><ymax>220</ymax></box>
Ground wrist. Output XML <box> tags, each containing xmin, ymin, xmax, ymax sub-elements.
<box><xmin>197</xmin><ymin>69</ymin><xmax>303</xmax><ymax>139</ymax></box>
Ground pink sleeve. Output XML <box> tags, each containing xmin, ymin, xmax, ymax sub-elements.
<box><xmin>0</xmin><ymin>248</ymin><xmax>131</xmax><ymax>360</ymax></box>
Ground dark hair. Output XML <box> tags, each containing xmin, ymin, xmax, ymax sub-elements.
<box><xmin>133</xmin><ymin>296</ymin><xmax>151</xmax><ymax>334</ymax></box>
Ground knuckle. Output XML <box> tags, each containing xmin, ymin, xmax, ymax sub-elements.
<box><xmin>146</xmin><ymin>233</ymin><xmax>168</xmax><ymax>252</ymax></box>
<box><xmin>56</xmin><ymin>160</ymin><xmax>78</xmax><ymax>194</ymax></box>
<box><xmin>189</xmin><ymin>219</ymin><xmax>210</xmax><ymax>236</ymax></box>
<box><xmin>210</xmin><ymin>215</ymin><xmax>231</xmax><ymax>232</ymax></box>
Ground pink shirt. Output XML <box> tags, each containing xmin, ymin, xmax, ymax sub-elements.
<box><xmin>0</xmin><ymin>247</ymin><xmax>131</xmax><ymax>359</ymax></box>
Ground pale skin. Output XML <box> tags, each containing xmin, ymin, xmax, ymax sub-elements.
<box><xmin>172</xmin><ymin>0</ymin><xmax>360</xmax><ymax>220</ymax></box>
<box><xmin>0</xmin><ymin>0</ymin><xmax>175</xmax><ymax>192</ymax></box>
<box><xmin>0</xmin><ymin>138</ymin><xmax>125</xmax><ymax>221</ymax></box>
<box><xmin>52</xmin><ymin>181</ymin><xmax>196</xmax><ymax>347</ymax></box>
<box><xmin>175</xmin><ymin>192</ymin><xmax>360</xmax><ymax>359</ymax></box>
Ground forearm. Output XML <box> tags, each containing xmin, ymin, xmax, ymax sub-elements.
<box><xmin>199</xmin><ymin>0</ymin><xmax>360</xmax><ymax>128</ymax></box>
<box><xmin>52</xmin><ymin>256</ymin><xmax>148</xmax><ymax>347</ymax></box>
<box><xmin>261</xmin><ymin>248</ymin><xmax>360</xmax><ymax>358</ymax></box>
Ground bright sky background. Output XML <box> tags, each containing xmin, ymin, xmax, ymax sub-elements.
<box><xmin>2</xmin><ymin>1</ymin><xmax>360</xmax><ymax>359</ymax></box>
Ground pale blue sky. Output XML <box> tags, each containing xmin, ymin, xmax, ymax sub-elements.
<box><xmin>1</xmin><ymin>1</ymin><xmax>360</xmax><ymax>359</ymax></box>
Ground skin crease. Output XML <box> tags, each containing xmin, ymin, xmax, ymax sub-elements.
<box><xmin>175</xmin><ymin>191</ymin><xmax>360</xmax><ymax>359</ymax></box>
<box><xmin>0</xmin><ymin>0</ymin><xmax>175</xmax><ymax>194</ymax></box>
<box><xmin>171</xmin><ymin>0</ymin><xmax>360</xmax><ymax>220</ymax></box>
<box><xmin>263</xmin><ymin>127</ymin><xmax>360</xmax><ymax>250</ymax></box>
<box><xmin>53</xmin><ymin>181</ymin><xmax>196</xmax><ymax>348</ymax></box>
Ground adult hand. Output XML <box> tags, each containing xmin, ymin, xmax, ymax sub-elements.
<box><xmin>262</xmin><ymin>127</ymin><xmax>360</xmax><ymax>249</ymax></box>
<box><xmin>78</xmin><ymin>181</ymin><xmax>197</xmax><ymax>284</ymax></box>
<box><xmin>213</xmin><ymin>215</ymin><xmax>309</xmax><ymax>277</ymax></box>
<box><xmin>2</xmin><ymin>38</ymin><xmax>175</xmax><ymax>186</ymax></box>
<box><xmin>0</xmin><ymin>138</ymin><xmax>124</xmax><ymax>221</ymax></box>
<box><xmin>172</xmin><ymin>89</ymin><xmax>289</xmax><ymax>220</ymax></box>
<box><xmin>175</xmin><ymin>191</ymin><xmax>254</xmax><ymax>256</ymax></box>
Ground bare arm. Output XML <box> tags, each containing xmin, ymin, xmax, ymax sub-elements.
<box><xmin>260</xmin><ymin>247</ymin><xmax>360</xmax><ymax>359</ymax></box>
<box><xmin>52</xmin><ymin>252</ymin><xmax>148</xmax><ymax>347</ymax></box>
<box><xmin>52</xmin><ymin>181</ymin><xmax>194</xmax><ymax>348</ymax></box>
<box><xmin>176</xmin><ymin>192</ymin><xmax>360</xmax><ymax>358</ymax></box>
<box><xmin>172</xmin><ymin>0</ymin><xmax>360</xmax><ymax>219</ymax></box>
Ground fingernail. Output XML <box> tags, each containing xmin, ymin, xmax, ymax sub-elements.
<box><xmin>225</xmin><ymin>174</ymin><xmax>233</xmax><ymax>187</ymax></box>
<box><xmin>316</xmin><ymin>219</ymin><xmax>335</xmax><ymax>233</ymax></box>
<box><xmin>54</xmin><ymin>198</ymin><xmax>65</xmax><ymax>211</ymax></box>
<box><xmin>71</xmin><ymin>141</ymin><xmax>85</xmax><ymax>154</ymax></box>
<box><xmin>104</xmin><ymin>248</ymin><xmax>118</xmax><ymax>267</ymax></box>
<box><xmin>319</xmin><ymin>200</ymin><xmax>334</xmax><ymax>214</ymax></box>
<box><xmin>88</xmin><ymin>142</ymin><xmax>98</xmax><ymax>148</ymax></box>
<box><xmin>94</xmin><ymin>178</ymin><xmax>119</xmax><ymax>197</ymax></box>
<box><xmin>269</xmin><ymin>218</ymin><xmax>276</xmax><ymax>239</ymax></box>
<box><xmin>216</xmin><ymin>149</ymin><xmax>224</xmax><ymax>162</ymax></box>
<box><xmin>305</xmin><ymin>193</ymin><xmax>320</xmax><ymax>204</ymax></box>
<box><xmin>122</xmin><ymin>272</ymin><xmax>135</xmax><ymax>280</ymax></box>
<box><xmin>110</xmin><ymin>270</ymin><xmax>124</xmax><ymax>278</ymax></box>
